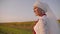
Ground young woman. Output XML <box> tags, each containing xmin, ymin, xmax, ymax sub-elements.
<box><xmin>33</xmin><ymin>0</ymin><xmax>60</xmax><ymax>34</ymax></box>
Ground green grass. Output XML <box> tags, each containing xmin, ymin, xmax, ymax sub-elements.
<box><xmin>0</xmin><ymin>26</ymin><xmax>33</xmax><ymax>34</ymax></box>
<box><xmin>0</xmin><ymin>21</ymin><xmax>35</xmax><ymax>34</ymax></box>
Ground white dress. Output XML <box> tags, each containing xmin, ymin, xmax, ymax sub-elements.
<box><xmin>34</xmin><ymin>15</ymin><xmax>60</xmax><ymax>34</ymax></box>
<box><xmin>34</xmin><ymin>15</ymin><xmax>49</xmax><ymax>34</ymax></box>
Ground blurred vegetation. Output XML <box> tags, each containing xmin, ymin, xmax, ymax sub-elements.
<box><xmin>0</xmin><ymin>21</ymin><xmax>35</xmax><ymax>34</ymax></box>
<box><xmin>58</xmin><ymin>20</ymin><xmax>60</xmax><ymax>23</ymax></box>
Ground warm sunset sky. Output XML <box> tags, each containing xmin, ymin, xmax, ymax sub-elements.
<box><xmin>0</xmin><ymin>0</ymin><xmax>60</xmax><ymax>22</ymax></box>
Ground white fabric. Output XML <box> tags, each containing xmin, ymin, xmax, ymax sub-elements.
<box><xmin>34</xmin><ymin>15</ymin><xmax>60</xmax><ymax>34</ymax></box>
<box><xmin>33</xmin><ymin>1</ymin><xmax>47</xmax><ymax>13</ymax></box>
<box><xmin>46</xmin><ymin>3</ymin><xmax>60</xmax><ymax>34</ymax></box>
<box><xmin>34</xmin><ymin>15</ymin><xmax>49</xmax><ymax>34</ymax></box>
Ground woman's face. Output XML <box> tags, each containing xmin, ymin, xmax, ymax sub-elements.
<box><xmin>34</xmin><ymin>7</ymin><xmax>44</xmax><ymax>16</ymax></box>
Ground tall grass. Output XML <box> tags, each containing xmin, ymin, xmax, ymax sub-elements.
<box><xmin>0</xmin><ymin>21</ymin><xmax>35</xmax><ymax>34</ymax></box>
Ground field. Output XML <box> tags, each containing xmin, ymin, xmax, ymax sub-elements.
<box><xmin>0</xmin><ymin>20</ymin><xmax>60</xmax><ymax>34</ymax></box>
<box><xmin>0</xmin><ymin>21</ymin><xmax>36</xmax><ymax>34</ymax></box>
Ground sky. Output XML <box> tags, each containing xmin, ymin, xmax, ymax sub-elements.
<box><xmin>0</xmin><ymin>0</ymin><xmax>60</xmax><ymax>22</ymax></box>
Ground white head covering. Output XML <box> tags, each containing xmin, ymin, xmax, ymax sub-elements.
<box><xmin>33</xmin><ymin>0</ymin><xmax>47</xmax><ymax>13</ymax></box>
